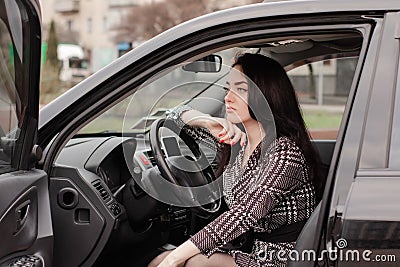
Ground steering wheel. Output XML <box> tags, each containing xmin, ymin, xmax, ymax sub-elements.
<box><xmin>149</xmin><ymin>118</ymin><xmax>221</xmax><ymax>215</ymax></box>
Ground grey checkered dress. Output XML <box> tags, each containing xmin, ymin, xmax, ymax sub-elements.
<box><xmin>167</xmin><ymin>106</ymin><xmax>316</xmax><ymax>267</ymax></box>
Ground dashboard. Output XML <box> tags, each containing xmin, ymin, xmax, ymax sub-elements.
<box><xmin>50</xmin><ymin>133</ymin><xmax>231</xmax><ymax>266</ymax></box>
<box><xmin>57</xmin><ymin>136</ymin><xmax>140</xmax><ymax>189</ymax></box>
<box><xmin>50</xmin><ymin>136</ymin><xmax>193</xmax><ymax>266</ymax></box>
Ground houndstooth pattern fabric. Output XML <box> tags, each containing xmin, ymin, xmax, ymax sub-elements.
<box><xmin>167</xmin><ymin>106</ymin><xmax>316</xmax><ymax>267</ymax></box>
<box><xmin>166</xmin><ymin>105</ymin><xmax>225</xmax><ymax>153</ymax></box>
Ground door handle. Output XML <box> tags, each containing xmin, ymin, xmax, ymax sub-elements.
<box><xmin>14</xmin><ymin>200</ymin><xmax>30</xmax><ymax>234</ymax></box>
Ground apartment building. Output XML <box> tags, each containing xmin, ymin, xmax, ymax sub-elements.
<box><xmin>40</xmin><ymin>0</ymin><xmax>258</xmax><ymax>72</ymax></box>
<box><xmin>41</xmin><ymin>0</ymin><xmax>159</xmax><ymax>72</ymax></box>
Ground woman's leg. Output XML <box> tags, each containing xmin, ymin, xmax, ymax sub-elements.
<box><xmin>147</xmin><ymin>250</ymin><xmax>173</xmax><ymax>267</ymax></box>
<box><xmin>148</xmin><ymin>250</ymin><xmax>236</xmax><ymax>267</ymax></box>
<box><xmin>184</xmin><ymin>252</ymin><xmax>236</xmax><ymax>267</ymax></box>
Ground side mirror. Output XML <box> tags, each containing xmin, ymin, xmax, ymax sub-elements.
<box><xmin>182</xmin><ymin>55</ymin><xmax>222</xmax><ymax>73</ymax></box>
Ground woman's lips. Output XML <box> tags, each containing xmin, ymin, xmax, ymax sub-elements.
<box><xmin>226</xmin><ymin>106</ymin><xmax>236</xmax><ymax>113</ymax></box>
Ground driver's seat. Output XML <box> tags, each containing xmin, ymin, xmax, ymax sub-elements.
<box><xmin>287</xmin><ymin>202</ymin><xmax>322</xmax><ymax>267</ymax></box>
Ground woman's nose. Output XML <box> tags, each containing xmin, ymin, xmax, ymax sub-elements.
<box><xmin>224</xmin><ymin>89</ymin><xmax>235</xmax><ymax>102</ymax></box>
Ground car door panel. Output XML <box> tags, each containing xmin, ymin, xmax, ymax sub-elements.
<box><xmin>0</xmin><ymin>187</ymin><xmax>38</xmax><ymax>258</ymax></box>
<box><xmin>340</xmin><ymin>176</ymin><xmax>400</xmax><ymax>266</ymax></box>
<box><xmin>0</xmin><ymin>169</ymin><xmax>52</xmax><ymax>266</ymax></box>
<box><xmin>0</xmin><ymin>0</ymin><xmax>52</xmax><ymax>265</ymax></box>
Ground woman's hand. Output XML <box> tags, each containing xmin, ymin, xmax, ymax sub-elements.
<box><xmin>205</xmin><ymin>117</ymin><xmax>247</xmax><ymax>147</ymax></box>
<box><xmin>180</xmin><ymin>109</ymin><xmax>247</xmax><ymax>146</ymax></box>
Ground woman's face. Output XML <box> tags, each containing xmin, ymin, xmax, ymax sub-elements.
<box><xmin>224</xmin><ymin>65</ymin><xmax>253</xmax><ymax>124</ymax></box>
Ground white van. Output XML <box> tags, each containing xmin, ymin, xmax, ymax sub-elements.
<box><xmin>57</xmin><ymin>44</ymin><xmax>90</xmax><ymax>82</ymax></box>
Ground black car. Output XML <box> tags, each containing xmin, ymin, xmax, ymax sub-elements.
<box><xmin>1</xmin><ymin>0</ymin><xmax>400</xmax><ymax>266</ymax></box>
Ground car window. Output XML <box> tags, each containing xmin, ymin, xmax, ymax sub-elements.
<box><xmin>78</xmin><ymin>67</ymin><xmax>225</xmax><ymax>134</ymax></box>
<box><xmin>78</xmin><ymin>48</ymin><xmax>248</xmax><ymax>134</ymax></box>
<box><xmin>287</xmin><ymin>57</ymin><xmax>358</xmax><ymax>140</ymax></box>
<box><xmin>0</xmin><ymin>16</ymin><xmax>20</xmax><ymax>173</ymax></box>
<box><xmin>78</xmin><ymin>34</ymin><xmax>361</xmax><ymax>143</ymax></box>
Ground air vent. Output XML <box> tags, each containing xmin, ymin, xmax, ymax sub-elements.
<box><xmin>92</xmin><ymin>179</ymin><xmax>112</xmax><ymax>203</ymax></box>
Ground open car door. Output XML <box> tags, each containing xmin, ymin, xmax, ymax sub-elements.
<box><xmin>0</xmin><ymin>0</ymin><xmax>53</xmax><ymax>266</ymax></box>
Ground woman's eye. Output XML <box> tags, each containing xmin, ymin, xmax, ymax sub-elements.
<box><xmin>223</xmin><ymin>87</ymin><xmax>230</xmax><ymax>93</ymax></box>
<box><xmin>237</xmin><ymin>88</ymin><xmax>248</xmax><ymax>93</ymax></box>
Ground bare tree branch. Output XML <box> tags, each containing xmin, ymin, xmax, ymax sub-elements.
<box><xmin>114</xmin><ymin>0</ymin><xmax>262</xmax><ymax>44</ymax></box>
<box><xmin>114</xmin><ymin>0</ymin><xmax>208</xmax><ymax>43</ymax></box>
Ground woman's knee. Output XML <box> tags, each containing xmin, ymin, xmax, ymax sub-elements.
<box><xmin>184</xmin><ymin>254</ymin><xmax>208</xmax><ymax>267</ymax></box>
<box><xmin>147</xmin><ymin>250</ymin><xmax>173</xmax><ymax>267</ymax></box>
<box><xmin>185</xmin><ymin>252</ymin><xmax>235</xmax><ymax>267</ymax></box>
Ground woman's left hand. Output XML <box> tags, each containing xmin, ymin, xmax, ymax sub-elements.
<box><xmin>214</xmin><ymin>117</ymin><xmax>246</xmax><ymax>146</ymax></box>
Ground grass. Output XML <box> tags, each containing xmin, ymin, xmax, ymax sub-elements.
<box><xmin>302</xmin><ymin>108</ymin><xmax>343</xmax><ymax>130</ymax></box>
<box><xmin>79</xmin><ymin>115</ymin><xmax>140</xmax><ymax>134</ymax></box>
<box><xmin>77</xmin><ymin>107</ymin><xmax>344</xmax><ymax>134</ymax></box>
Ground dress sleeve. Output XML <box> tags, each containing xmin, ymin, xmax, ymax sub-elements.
<box><xmin>189</xmin><ymin>140</ymin><xmax>307</xmax><ymax>257</ymax></box>
<box><xmin>165</xmin><ymin>105</ymin><xmax>225</xmax><ymax>153</ymax></box>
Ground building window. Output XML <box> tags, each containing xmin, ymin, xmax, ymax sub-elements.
<box><xmin>103</xmin><ymin>16</ymin><xmax>108</xmax><ymax>32</ymax></box>
<box><xmin>67</xmin><ymin>20</ymin><xmax>73</xmax><ymax>32</ymax></box>
<box><xmin>87</xmin><ymin>18</ymin><xmax>92</xmax><ymax>33</ymax></box>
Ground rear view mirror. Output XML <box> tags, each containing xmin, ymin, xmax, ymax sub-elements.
<box><xmin>182</xmin><ymin>55</ymin><xmax>222</xmax><ymax>73</ymax></box>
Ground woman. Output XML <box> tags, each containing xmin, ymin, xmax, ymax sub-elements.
<box><xmin>149</xmin><ymin>53</ymin><xmax>322</xmax><ymax>267</ymax></box>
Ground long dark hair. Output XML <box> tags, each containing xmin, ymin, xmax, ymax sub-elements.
<box><xmin>233</xmin><ymin>53</ymin><xmax>324</xmax><ymax>200</ymax></box>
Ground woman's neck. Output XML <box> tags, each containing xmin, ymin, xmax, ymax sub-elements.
<box><xmin>243</xmin><ymin>120</ymin><xmax>265</xmax><ymax>150</ymax></box>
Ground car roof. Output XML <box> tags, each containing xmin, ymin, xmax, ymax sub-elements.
<box><xmin>262</xmin><ymin>0</ymin><xmax>400</xmax><ymax>10</ymax></box>
<box><xmin>39</xmin><ymin>0</ymin><xmax>400</xmax><ymax>132</ymax></box>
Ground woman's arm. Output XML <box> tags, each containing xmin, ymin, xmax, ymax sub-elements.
<box><xmin>158</xmin><ymin>240</ymin><xmax>200</xmax><ymax>267</ymax></box>
<box><xmin>179</xmin><ymin>108</ymin><xmax>246</xmax><ymax>146</ymax></box>
<box><xmin>166</xmin><ymin>105</ymin><xmax>246</xmax><ymax>177</ymax></box>
<box><xmin>179</xmin><ymin>108</ymin><xmax>211</xmax><ymax>128</ymax></box>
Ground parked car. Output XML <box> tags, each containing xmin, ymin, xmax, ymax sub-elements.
<box><xmin>1</xmin><ymin>0</ymin><xmax>400</xmax><ymax>266</ymax></box>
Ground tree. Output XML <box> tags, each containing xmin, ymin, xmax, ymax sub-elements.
<box><xmin>114</xmin><ymin>0</ymin><xmax>262</xmax><ymax>46</ymax></box>
<box><xmin>307</xmin><ymin>63</ymin><xmax>316</xmax><ymax>99</ymax></box>
<box><xmin>40</xmin><ymin>20</ymin><xmax>62</xmax><ymax>100</ymax></box>
<box><xmin>47</xmin><ymin>20</ymin><xmax>59</xmax><ymax>67</ymax></box>
<box><xmin>115</xmin><ymin>0</ymin><xmax>208</xmax><ymax>43</ymax></box>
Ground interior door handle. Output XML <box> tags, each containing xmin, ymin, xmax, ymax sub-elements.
<box><xmin>14</xmin><ymin>200</ymin><xmax>30</xmax><ymax>234</ymax></box>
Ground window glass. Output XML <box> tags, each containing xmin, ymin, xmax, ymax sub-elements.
<box><xmin>288</xmin><ymin>57</ymin><xmax>358</xmax><ymax>140</ymax></box>
<box><xmin>67</xmin><ymin>20</ymin><xmax>73</xmax><ymax>32</ymax></box>
<box><xmin>0</xmin><ymin>18</ymin><xmax>19</xmax><ymax>172</ymax></box>
<box><xmin>79</xmin><ymin>48</ymin><xmax>248</xmax><ymax>134</ymax></box>
<box><xmin>79</xmin><ymin>35</ymin><xmax>360</xmax><ymax>142</ymax></box>
<box><xmin>103</xmin><ymin>16</ymin><xmax>108</xmax><ymax>32</ymax></box>
<box><xmin>79</xmin><ymin>64</ymin><xmax>228</xmax><ymax>134</ymax></box>
<box><xmin>87</xmin><ymin>18</ymin><xmax>92</xmax><ymax>33</ymax></box>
